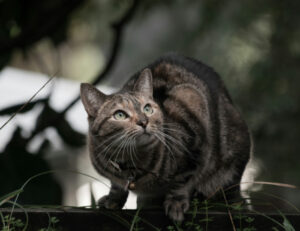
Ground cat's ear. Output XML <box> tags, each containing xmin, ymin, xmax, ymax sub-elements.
<box><xmin>80</xmin><ymin>83</ymin><xmax>106</xmax><ymax>117</ymax></box>
<box><xmin>133</xmin><ymin>68</ymin><xmax>153</xmax><ymax>98</ymax></box>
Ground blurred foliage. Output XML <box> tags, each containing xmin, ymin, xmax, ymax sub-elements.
<box><xmin>0</xmin><ymin>0</ymin><xmax>300</xmax><ymax>206</ymax></box>
<box><xmin>0</xmin><ymin>99</ymin><xmax>86</xmax><ymax>204</ymax></box>
<box><xmin>0</xmin><ymin>127</ymin><xmax>62</xmax><ymax>204</ymax></box>
<box><xmin>0</xmin><ymin>0</ymin><xmax>85</xmax><ymax>69</ymax></box>
<box><xmin>0</xmin><ymin>0</ymin><xmax>89</xmax><ymax>198</ymax></box>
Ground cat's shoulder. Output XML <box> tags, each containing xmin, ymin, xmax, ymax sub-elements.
<box><xmin>151</xmin><ymin>53</ymin><xmax>224</xmax><ymax>92</ymax></box>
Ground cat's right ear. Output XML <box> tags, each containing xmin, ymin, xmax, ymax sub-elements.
<box><xmin>133</xmin><ymin>68</ymin><xmax>153</xmax><ymax>98</ymax></box>
<box><xmin>80</xmin><ymin>83</ymin><xmax>106</xmax><ymax>117</ymax></box>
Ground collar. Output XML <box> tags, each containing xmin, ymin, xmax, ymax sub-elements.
<box><xmin>110</xmin><ymin>160</ymin><xmax>137</xmax><ymax>190</ymax></box>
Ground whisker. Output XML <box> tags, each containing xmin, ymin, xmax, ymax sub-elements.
<box><xmin>98</xmin><ymin>132</ymin><xmax>127</xmax><ymax>160</ymax></box>
<box><xmin>129</xmin><ymin>132</ymin><xmax>139</xmax><ymax>168</ymax></box>
<box><xmin>96</xmin><ymin>136</ymin><xmax>121</xmax><ymax>161</ymax></box>
<box><xmin>100</xmin><ymin>129</ymin><xmax>132</xmax><ymax>166</ymax></box>
<box><xmin>128</xmin><ymin>138</ymin><xmax>137</xmax><ymax>170</ymax></box>
<box><xmin>113</xmin><ymin>136</ymin><xmax>128</xmax><ymax>164</ymax></box>
<box><xmin>108</xmin><ymin>129</ymin><xmax>136</xmax><ymax>165</ymax></box>
<box><xmin>121</xmin><ymin>130</ymin><xmax>138</xmax><ymax>169</ymax></box>
<box><xmin>131</xmin><ymin>133</ymin><xmax>139</xmax><ymax>162</ymax></box>
<box><xmin>162</xmin><ymin>127</ymin><xmax>191</xmax><ymax>138</ymax></box>
<box><xmin>105</xmin><ymin>131</ymin><xmax>132</xmax><ymax>169</ymax></box>
<box><xmin>152</xmin><ymin>123</ymin><xmax>188</xmax><ymax>138</ymax></box>
<box><xmin>153</xmin><ymin>132</ymin><xmax>177</xmax><ymax>168</ymax></box>
<box><xmin>94</xmin><ymin>131</ymin><xmax>124</xmax><ymax>151</ymax></box>
<box><xmin>158</xmin><ymin>130</ymin><xmax>189</xmax><ymax>154</ymax></box>
<box><xmin>113</xmin><ymin>130</ymin><xmax>136</xmax><ymax>163</ymax></box>
<box><xmin>103</xmin><ymin>133</ymin><xmax>128</xmax><ymax>169</ymax></box>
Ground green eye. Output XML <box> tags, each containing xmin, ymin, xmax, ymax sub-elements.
<box><xmin>114</xmin><ymin>110</ymin><xmax>127</xmax><ymax>120</ymax></box>
<box><xmin>143</xmin><ymin>104</ymin><xmax>153</xmax><ymax>115</ymax></box>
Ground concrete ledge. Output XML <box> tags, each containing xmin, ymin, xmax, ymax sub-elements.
<box><xmin>0</xmin><ymin>208</ymin><xmax>299</xmax><ymax>231</ymax></box>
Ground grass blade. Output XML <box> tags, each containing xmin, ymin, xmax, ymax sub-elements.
<box><xmin>0</xmin><ymin>189</ymin><xmax>23</xmax><ymax>207</ymax></box>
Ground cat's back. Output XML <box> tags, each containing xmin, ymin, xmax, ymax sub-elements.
<box><xmin>123</xmin><ymin>54</ymin><xmax>231</xmax><ymax>105</ymax></box>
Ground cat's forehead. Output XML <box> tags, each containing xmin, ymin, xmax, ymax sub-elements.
<box><xmin>110</xmin><ymin>93</ymin><xmax>147</xmax><ymax>108</ymax></box>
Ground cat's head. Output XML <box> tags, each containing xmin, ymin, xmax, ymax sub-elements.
<box><xmin>80</xmin><ymin>69</ymin><xmax>163</xmax><ymax>156</ymax></box>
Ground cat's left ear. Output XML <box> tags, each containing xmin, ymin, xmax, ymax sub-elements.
<box><xmin>133</xmin><ymin>68</ymin><xmax>153</xmax><ymax>98</ymax></box>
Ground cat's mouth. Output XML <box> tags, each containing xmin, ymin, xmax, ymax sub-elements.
<box><xmin>142</xmin><ymin>129</ymin><xmax>150</xmax><ymax>135</ymax></box>
<box><xmin>136</xmin><ymin>132</ymin><xmax>154</xmax><ymax>147</ymax></box>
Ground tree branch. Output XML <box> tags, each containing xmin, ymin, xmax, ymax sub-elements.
<box><xmin>0</xmin><ymin>0</ymin><xmax>139</xmax><ymax>140</ymax></box>
<box><xmin>61</xmin><ymin>0</ymin><xmax>140</xmax><ymax>114</ymax></box>
<box><xmin>0</xmin><ymin>0</ymin><xmax>85</xmax><ymax>53</ymax></box>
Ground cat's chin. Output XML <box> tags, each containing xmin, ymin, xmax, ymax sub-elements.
<box><xmin>136</xmin><ymin>133</ymin><xmax>154</xmax><ymax>147</ymax></box>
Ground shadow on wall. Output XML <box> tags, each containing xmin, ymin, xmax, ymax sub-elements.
<box><xmin>0</xmin><ymin>68</ymin><xmax>139</xmax><ymax>208</ymax></box>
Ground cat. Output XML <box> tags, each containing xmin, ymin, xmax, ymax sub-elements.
<box><xmin>80</xmin><ymin>54</ymin><xmax>251</xmax><ymax>221</ymax></box>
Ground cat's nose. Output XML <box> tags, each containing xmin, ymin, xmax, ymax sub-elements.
<box><xmin>137</xmin><ymin>119</ymin><xmax>148</xmax><ymax>128</ymax></box>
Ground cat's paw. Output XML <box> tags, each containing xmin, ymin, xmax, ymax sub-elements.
<box><xmin>98</xmin><ymin>195</ymin><xmax>122</xmax><ymax>209</ymax></box>
<box><xmin>164</xmin><ymin>195</ymin><xmax>190</xmax><ymax>222</ymax></box>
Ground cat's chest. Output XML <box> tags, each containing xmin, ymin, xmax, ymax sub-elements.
<box><xmin>126</xmin><ymin>174</ymin><xmax>168</xmax><ymax>195</ymax></box>
<box><xmin>110</xmin><ymin>161</ymin><xmax>168</xmax><ymax>194</ymax></box>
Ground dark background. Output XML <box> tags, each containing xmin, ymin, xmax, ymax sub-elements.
<box><xmin>0</xmin><ymin>0</ymin><xmax>299</xmax><ymax>209</ymax></box>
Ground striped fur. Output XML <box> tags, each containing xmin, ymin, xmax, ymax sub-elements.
<box><xmin>80</xmin><ymin>54</ymin><xmax>251</xmax><ymax>221</ymax></box>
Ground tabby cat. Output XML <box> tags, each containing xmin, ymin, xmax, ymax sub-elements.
<box><xmin>80</xmin><ymin>54</ymin><xmax>251</xmax><ymax>221</ymax></box>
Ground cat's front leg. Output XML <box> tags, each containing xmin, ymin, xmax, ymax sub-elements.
<box><xmin>164</xmin><ymin>191</ymin><xmax>190</xmax><ymax>222</ymax></box>
<box><xmin>98</xmin><ymin>183</ymin><xmax>128</xmax><ymax>209</ymax></box>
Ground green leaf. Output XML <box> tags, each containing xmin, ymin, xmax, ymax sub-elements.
<box><xmin>282</xmin><ymin>215</ymin><xmax>295</xmax><ymax>231</ymax></box>
<box><xmin>50</xmin><ymin>216</ymin><xmax>59</xmax><ymax>224</ymax></box>
<box><xmin>167</xmin><ymin>226</ymin><xmax>175</xmax><ymax>231</ymax></box>
<box><xmin>245</xmin><ymin>217</ymin><xmax>255</xmax><ymax>223</ymax></box>
<box><xmin>0</xmin><ymin>189</ymin><xmax>23</xmax><ymax>206</ymax></box>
